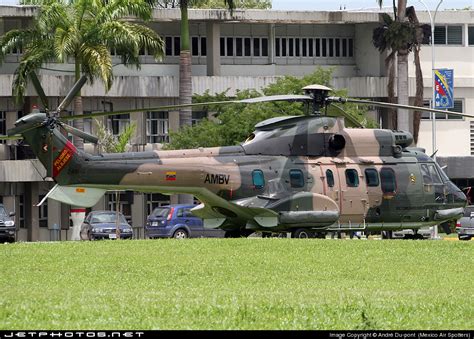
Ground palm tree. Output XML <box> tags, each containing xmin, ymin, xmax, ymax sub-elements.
<box><xmin>0</xmin><ymin>0</ymin><xmax>164</xmax><ymax>150</ymax></box>
<box><xmin>372</xmin><ymin>0</ymin><xmax>429</xmax><ymax>143</ymax></box>
<box><xmin>152</xmin><ymin>1</ymin><xmax>236</xmax><ymax>128</ymax></box>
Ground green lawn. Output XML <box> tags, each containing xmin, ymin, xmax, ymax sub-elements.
<box><xmin>0</xmin><ymin>239</ymin><xmax>473</xmax><ymax>330</ymax></box>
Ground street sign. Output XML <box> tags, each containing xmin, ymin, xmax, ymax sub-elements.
<box><xmin>434</xmin><ymin>69</ymin><xmax>454</xmax><ymax>109</ymax></box>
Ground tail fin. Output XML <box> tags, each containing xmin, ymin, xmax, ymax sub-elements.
<box><xmin>8</xmin><ymin>113</ymin><xmax>85</xmax><ymax>185</ymax></box>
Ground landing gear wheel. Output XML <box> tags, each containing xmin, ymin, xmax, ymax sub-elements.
<box><xmin>224</xmin><ymin>230</ymin><xmax>253</xmax><ymax>238</ymax></box>
<box><xmin>291</xmin><ymin>229</ymin><xmax>314</xmax><ymax>239</ymax></box>
<box><xmin>173</xmin><ymin>229</ymin><xmax>188</xmax><ymax>239</ymax></box>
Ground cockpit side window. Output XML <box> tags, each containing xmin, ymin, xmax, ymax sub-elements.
<box><xmin>380</xmin><ymin>168</ymin><xmax>396</xmax><ymax>193</ymax></box>
<box><xmin>364</xmin><ymin>168</ymin><xmax>379</xmax><ymax>187</ymax></box>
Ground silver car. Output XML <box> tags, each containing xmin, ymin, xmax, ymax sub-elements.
<box><xmin>456</xmin><ymin>205</ymin><xmax>474</xmax><ymax>241</ymax></box>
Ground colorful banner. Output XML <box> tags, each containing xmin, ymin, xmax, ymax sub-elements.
<box><xmin>434</xmin><ymin>69</ymin><xmax>454</xmax><ymax>109</ymax></box>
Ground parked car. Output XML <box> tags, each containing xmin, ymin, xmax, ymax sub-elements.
<box><xmin>392</xmin><ymin>227</ymin><xmax>432</xmax><ymax>240</ymax></box>
<box><xmin>0</xmin><ymin>204</ymin><xmax>16</xmax><ymax>243</ymax></box>
<box><xmin>80</xmin><ymin>210</ymin><xmax>133</xmax><ymax>240</ymax></box>
<box><xmin>456</xmin><ymin>205</ymin><xmax>474</xmax><ymax>241</ymax></box>
<box><xmin>145</xmin><ymin>204</ymin><xmax>225</xmax><ymax>239</ymax></box>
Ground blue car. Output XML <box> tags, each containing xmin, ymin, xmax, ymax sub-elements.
<box><xmin>145</xmin><ymin>204</ymin><xmax>225</xmax><ymax>239</ymax></box>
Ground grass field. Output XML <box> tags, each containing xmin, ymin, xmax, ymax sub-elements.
<box><xmin>0</xmin><ymin>238</ymin><xmax>473</xmax><ymax>330</ymax></box>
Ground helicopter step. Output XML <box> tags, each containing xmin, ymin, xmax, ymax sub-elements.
<box><xmin>326</xmin><ymin>221</ymin><xmax>367</xmax><ymax>232</ymax></box>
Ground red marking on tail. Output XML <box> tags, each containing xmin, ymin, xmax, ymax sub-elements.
<box><xmin>53</xmin><ymin>141</ymin><xmax>77</xmax><ymax>177</ymax></box>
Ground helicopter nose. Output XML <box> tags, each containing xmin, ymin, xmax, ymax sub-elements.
<box><xmin>447</xmin><ymin>181</ymin><xmax>467</xmax><ymax>206</ymax></box>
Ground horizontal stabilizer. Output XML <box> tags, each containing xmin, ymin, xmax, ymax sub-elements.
<box><xmin>37</xmin><ymin>184</ymin><xmax>106</xmax><ymax>207</ymax></box>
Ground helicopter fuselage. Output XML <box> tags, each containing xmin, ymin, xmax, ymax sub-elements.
<box><xmin>11</xmin><ymin>112</ymin><xmax>466</xmax><ymax>235</ymax></box>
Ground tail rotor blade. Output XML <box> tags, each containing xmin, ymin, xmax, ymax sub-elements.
<box><xmin>59</xmin><ymin>122</ymin><xmax>98</xmax><ymax>144</ymax></box>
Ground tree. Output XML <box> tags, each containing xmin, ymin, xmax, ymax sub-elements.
<box><xmin>95</xmin><ymin>119</ymin><xmax>137</xmax><ymax>153</ymax></box>
<box><xmin>165</xmin><ymin>68</ymin><xmax>377</xmax><ymax>150</ymax></box>
<box><xmin>0</xmin><ymin>0</ymin><xmax>164</xmax><ymax>150</ymax></box>
<box><xmin>372</xmin><ymin>1</ymin><xmax>430</xmax><ymax>143</ymax></box>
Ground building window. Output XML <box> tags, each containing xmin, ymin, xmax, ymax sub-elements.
<box><xmin>174</xmin><ymin>37</ymin><xmax>180</xmax><ymax>55</ymax></box>
<box><xmin>468</xmin><ymin>26</ymin><xmax>474</xmax><ymax>46</ymax></box>
<box><xmin>190</xmin><ymin>36</ymin><xmax>207</xmax><ymax>56</ymax></box>
<box><xmin>164</xmin><ymin>36</ymin><xmax>184</xmax><ymax>56</ymax></box>
<box><xmin>192</xmin><ymin>111</ymin><xmax>207</xmax><ymax>125</ymax></box>
<box><xmin>364</xmin><ymin>168</ymin><xmax>379</xmax><ymax>187</ymax></box>
<box><xmin>38</xmin><ymin>195</ymin><xmax>48</xmax><ymax>228</ymax></box>
<box><xmin>145</xmin><ymin>193</ymin><xmax>170</xmax><ymax>217</ymax></box>
<box><xmin>289</xmin><ymin>169</ymin><xmax>304</xmax><ymax>188</ymax></box>
<box><xmin>380</xmin><ymin>168</ymin><xmax>396</xmax><ymax>194</ymax></box>
<box><xmin>421</xmin><ymin>100</ymin><xmax>463</xmax><ymax>120</ymax></box>
<box><xmin>106</xmin><ymin>192</ymin><xmax>132</xmax><ymax>224</ymax></box>
<box><xmin>345</xmin><ymin>169</ymin><xmax>359</xmax><ymax>187</ymax></box>
<box><xmin>434</xmin><ymin>25</ymin><xmax>463</xmax><ymax>45</ymax></box>
<box><xmin>19</xmin><ymin>195</ymin><xmax>25</xmax><ymax>229</ymax></box>
<box><xmin>147</xmin><ymin>111</ymin><xmax>169</xmax><ymax>143</ymax></box>
<box><xmin>107</xmin><ymin>114</ymin><xmax>130</xmax><ymax>136</ymax></box>
<box><xmin>326</xmin><ymin>169</ymin><xmax>335</xmax><ymax>187</ymax></box>
<box><xmin>0</xmin><ymin>111</ymin><xmax>6</xmax><ymax>144</ymax></box>
<box><xmin>244</xmin><ymin>37</ymin><xmax>251</xmax><ymax>56</ymax></box>
<box><xmin>252</xmin><ymin>169</ymin><xmax>265</xmax><ymax>189</ymax></box>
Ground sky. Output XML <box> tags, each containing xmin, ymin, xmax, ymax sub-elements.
<box><xmin>0</xmin><ymin>0</ymin><xmax>472</xmax><ymax>10</ymax></box>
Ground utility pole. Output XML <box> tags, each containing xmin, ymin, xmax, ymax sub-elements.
<box><xmin>418</xmin><ymin>0</ymin><xmax>443</xmax><ymax>240</ymax></box>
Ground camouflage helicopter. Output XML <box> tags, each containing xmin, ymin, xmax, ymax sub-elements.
<box><xmin>5</xmin><ymin>77</ymin><xmax>468</xmax><ymax>238</ymax></box>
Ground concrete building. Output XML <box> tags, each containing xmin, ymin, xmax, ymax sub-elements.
<box><xmin>0</xmin><ymin>6</ymin><xmax>473</xmax><ymax>241</ymax></box>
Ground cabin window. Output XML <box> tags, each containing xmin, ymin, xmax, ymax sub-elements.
<box><xmin>381</xmin><ymin>168</ymin><xmax>397</xmax><ymax>193</ymax></box>
<box><xmin>364</xmin><ymin>168</ymin><xmax>379</xmax><ymax>187</ymax></box>
<box><xmin>290</xmin><ymin>169</ymin><xmax>304</xmax><ymax>188</ymax></box>
<box><xmin>345</xmin><ymin>169</ymin><xmax>359</xmax><ymax>187</ymax></box>
<box><xmin>326</xmin><ymin>169</ymin><xmax>335</xmax><ymax>187</ymax></box>
<box><xmin>252</xmin><ymin>170</ymin><xmax>265</xmax><ymax>189</ymax></box>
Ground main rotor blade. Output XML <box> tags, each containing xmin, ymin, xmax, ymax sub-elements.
<box><xmin>56</xmin><ymin>75</ymin><xmax>88</xmax><ymax>113</ymax></box>
<box><xmin>59</xmin><ymin>122</ymin><xmax>99</xmax><ymax>144</ymax></box>
<box><xmin>62</xmin><ymin>100</ymin><xmax>241</xmax><ymax>120</ymax></box>
<box><xmin>30</xmin><ymin>71</ymin><xmax>49</xmax><ymax>111</ymax></box>
<box><xmin>328</xmin><ymin>97</ymin><xmax>473</xmax><ymax>119</ymax></box>
<box><xmin>62</xmin><ymin>95</ymin><xmax>313</xmax><ymax>121</ymax></box>
<box><xmin>0</xmin><ymin>134</ymin><xmax>23</xmax><ymax>140</ymax></box>
<box><xmin>239</xmin><ymin>95</ymin><xmax>312</xmax><ymax>103</ymax></box>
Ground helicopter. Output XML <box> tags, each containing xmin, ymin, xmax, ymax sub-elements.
<box><xmin>5</xmin><ymin>78</ymin><xmax>468</xmax><ymax>238</ymax></box>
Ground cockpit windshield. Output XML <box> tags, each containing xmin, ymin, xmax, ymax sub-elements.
<box><xmin>420</xmin><ymin>163</ymin><xmax>442</xmax><ymax>184</ymax></box>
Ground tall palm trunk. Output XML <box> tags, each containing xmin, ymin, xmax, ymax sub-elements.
<box><xmin>396</xmin><ymin>0</ymin><xmax>410</xmax><ymax>133</ymax></box>
<box><xmin>408</xmin><ymin>7</ymin><xmax>424</xmax><ymax>145</ymax></box>
<box><xmin>179</xmin><ymin>2</ymin><xmax>192</xmax><ymax>128</ymax></box>
<box><xmin>72</xmin><ymin>61</ymin><xmax>84</xmax><ymax>150</ymax></box>
<box><xmin>178</xmin><ymin>2</ymin><xmax>193</xmax><ymax>205</ymax></box>
<box><xmin>386</xmin><ymin>52</ymin><xmax>397</xmax><ymax>129</ymax></box>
